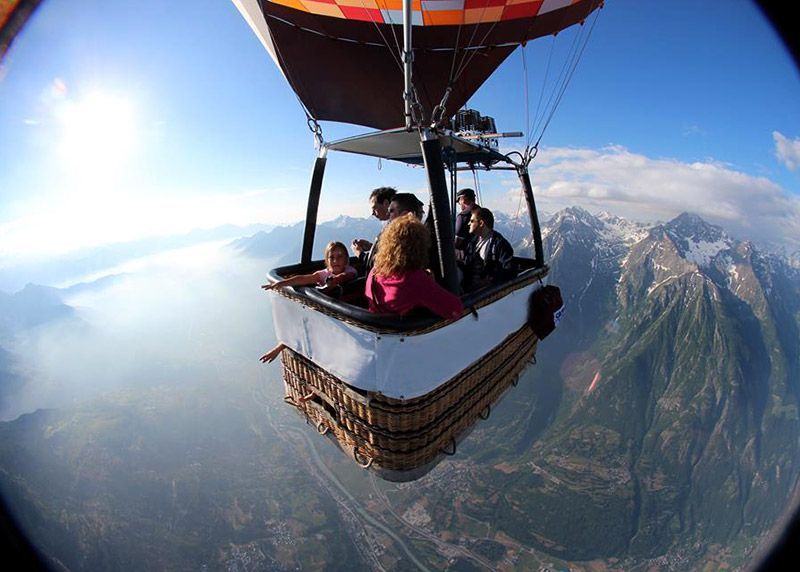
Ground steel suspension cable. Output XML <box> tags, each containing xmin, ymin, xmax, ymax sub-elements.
<box><xmin>530</xmin><ymin>8</ymin><xmax>601</xmax><ymax>150</ymax></box>
<box><xmin>452</xmin><ymin>16</ymin><xmax>503</xmax><ymax>85</ymax></box>
<box><xmin>358</xmin><ymin>0</ymin><xmax>403</xmax><ymax>72</ymax></box>
<box><xmin>509</xmin><ymin>178</ymin><xmax>526</xmax><ymax>243</ymax></box>
<box><xmin>263</xmin><ymin>21</ymin><xmax>324</xmax><ymax>144</ymax></box>
<box><xmin>529</xmin><ymin>30</ymin><xmax>581</xmax><ymax>147</ymax></box>
<box><xmin>527</xmin><ymin>35</ymin><xmax>557</xmax><ymax>150</ymax></box>
<box><xmin>472</xmin><ymin>168</ymin><xmax>482</xmax><ymax>206</ymax></box>
<box><xmin>522</xmin><ymin>43</ymin><xmax>530</xmax><ymax>148</ymax></box>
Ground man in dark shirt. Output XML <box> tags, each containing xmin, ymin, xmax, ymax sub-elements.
<box><xmin>388</xmin><ymin>192</ymin><xmax>424</xmax><ymax>220</ymax></box>
<box><xmin>462</xmin><ymin>207</ymin><xmax>516</xmax><ymax>291</ymax></box>
<box><xmin>454</xmin><ymin>188</ymin><xmax>477</xmax><ymax>260</ymax></box>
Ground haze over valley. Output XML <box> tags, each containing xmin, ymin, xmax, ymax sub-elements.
<box><xmin>0</xmin><ymin>208</ymin><xmax>798</xmax><ymax>571</ymax></box>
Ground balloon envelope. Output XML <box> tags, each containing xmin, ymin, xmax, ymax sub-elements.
<box><xmin>234</xmin><ymin>0</ymin><xmax>603</xmax><ymax>129</ymax></box>
<box><xmin>0</xmin><ymin>0</ymin><xmax>43</xmax><ymax>62</ymax></box>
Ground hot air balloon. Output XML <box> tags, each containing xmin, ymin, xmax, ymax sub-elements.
<box><xmin>236</xmin><ymin>0</ymin><xmax>598</xmax><ymax>480</ymax></box>
<box><xmin>0</xmin><ymin>0</ymin><xmax>42</xmax><ymax>61</ymax></box>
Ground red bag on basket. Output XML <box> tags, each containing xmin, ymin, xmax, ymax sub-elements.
<box><xmin>527</xmin><ymin>285</ymin><xmax>564</xmax><ymax>340</ymax></box>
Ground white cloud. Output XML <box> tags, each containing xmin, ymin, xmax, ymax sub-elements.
<box><xmin>0</xmin><ymin>187</ymin><xmax>310</xmax><ymax>259</ymax></box>
<box><xmin>3</xmin><ymin>144</ymin><xmax>800</xmax><ymax>259</ymax></box>
<box><xmin>773</xmin><ymin>131</ymin><xmax>800</xmax><ymax>171</ymax></box>
<box><xmin>527</xmin><ymin>145</ymin><xmax>800</xmax><ymax>249</ymax></box>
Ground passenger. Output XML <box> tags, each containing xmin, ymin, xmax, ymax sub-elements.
<box><xmin>461</xmin><ymin>206</ymin><xmax>516</xmax><ymax>291</ymax></box>
<box><xmin>366</xmin><ymin>214</ymin><xmax>463</xmax><ymax>319</ymax></box>
<box><xmin>454</xmin><ymin>187</ymin><xmax>477</xmax><ymax>259</ymax></box>
<box><xmin>259</xmin><ymin>342</ymin><xmax>286</xmax><ymax>364</ymax></box>
<box><xmin>261</xmin><ymin>241</ymin><xmax>356</xmax><ymax>292</ymax></box>
<box><xmin>388</xmin><ymin>192</ymin><xmax>424</xmax><ymax>220</ymax></box>
<box><xmin>352</xmin><ymin>191</ymin><xmax>424</xmax><ymax>276</ymax></box>
<box><xmin>351</xmin><ymin>186</ymin><xmax>396</xmax><ymax>267</ymax></box>
<box><xmin>259</xmin><ymin>241</ymin><xmax>357</xmax><ymax>364</ymax></box>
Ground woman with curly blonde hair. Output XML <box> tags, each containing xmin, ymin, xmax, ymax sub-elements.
<box><xmin>366</xmin><ymin>214</ymin><xmax>463</xmax><ymax>319</ymax></box>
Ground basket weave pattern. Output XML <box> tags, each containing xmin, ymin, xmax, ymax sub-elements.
<box><xmin>281</xmin><ymin>324</ymin><xmax>538</xmax><ymax>471</ymax></box>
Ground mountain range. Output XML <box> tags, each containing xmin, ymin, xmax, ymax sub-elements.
<box><xmin>381</xmin><ymin>206</ymin><xmax>800</xmax><ymax>567</ymax></box>
<box><xmin>462</xmin><ymin>207</ymin><xmax>800</xmax><ymax>564</ymax></box>
<box><xmin>231</xmin><ymin>211</ymin><xmax>533</xmax><ymax>265</ymax></box>
<box><xmin>0</xmin><ymin>207</ymin><xmax>798</xmax><ymax>570</ymax></box>
<box><xmin>0</xmin><ymin>284</ymin><xmax>74</xmax><ymax>338</ymax></box>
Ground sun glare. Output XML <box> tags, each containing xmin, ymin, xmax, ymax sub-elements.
<box><xmin>58</xmin><ymin>91</ymin><xmax>138</xmax><ymax>186</ymax></box>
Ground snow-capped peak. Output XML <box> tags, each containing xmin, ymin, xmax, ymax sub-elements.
<box><xmin>596</xmin><ymin>212</ymin><xmax>651</xmax><ymax>246</ymax></box>
<box><xmin>662</xmin><ymin>213</ymin><xmax>732</xmax><ymax>267</ymax></box>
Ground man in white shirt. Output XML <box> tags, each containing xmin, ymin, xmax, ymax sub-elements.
<box><xmin>351</xmin><ymin>186</ymin><xmax>397</xmax><ymax>273</ymax></box>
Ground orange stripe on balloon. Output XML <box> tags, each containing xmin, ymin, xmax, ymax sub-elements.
<box><xmin>270</xmin><ymin>0</ymin><xmax>309</xmax><ymax>12</ymax></box>
<box><xmin>336</xmin><ymin>0</ymin><xmax>380</xmax><ymax>7</ymax></box>
<box><xmin>422</xmin><ymin>9</ymin><xmax>463</xmax><ymax>25</ymax></box>
<box><xmin>301</xmin><ymin>0</ymin><xmax>346</xmax><ymax>17</ymax></box>
<box><xmin>464</xmin><ymin>6</ymin><xmax>504</xmax><ymax>23</ymax></box>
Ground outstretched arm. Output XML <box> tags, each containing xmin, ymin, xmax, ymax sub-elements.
<box><xmin>262</xmin><ymin>272</ymin><xmax>319</xmax><ymax>291</ymax></box>
<box><xmin>259</xmin><ymin>343</ymin><xmax>287</xmax><ymax>363</ymax></box>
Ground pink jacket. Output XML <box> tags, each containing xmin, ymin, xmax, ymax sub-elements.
<box><xmin>365</xmin><ymin>269</ymin><xmax>463</xmax><ymax>319</ymax></box>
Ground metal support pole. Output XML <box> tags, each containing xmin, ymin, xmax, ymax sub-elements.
<box><xmin>447</xmin><ymin>149</ymin><xmax>457</xmax><ymax>232</ymax></box>
<box><xmin>518</xmin><ymin>167</ymin><xmax>545</xmax><ymax>268</ymax></box>
<box><xmin>402</xmin><ymin>0</ymin><xmax>413</xmax><ymax>130</ymax></box>
<box><xmin>301</xmin><ymin>147</ymin><xmax>328</xmax><ymax>264</ymax></box>
<box><xmin>421</xmin><ymin>130</ymin><xmax>460</xmax><ymax>294</ymax></box>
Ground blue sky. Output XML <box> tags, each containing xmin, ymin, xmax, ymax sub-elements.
<box><xmin>0</xmin><ymin>0</ymin><xmax>799</xmax><ymax>261</ymax></box>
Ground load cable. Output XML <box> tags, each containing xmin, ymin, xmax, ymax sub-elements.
<box><xmin>528</xmin><ymin>7</ymin><xmax>601</xmax><ymax>151</ymax></box>
<box><xmin>265</xmin><ymin>26</ymin><xmax>324</xmax><ymax>145</ymax></box>
<box><xmin>349</xmin><ymin>0</ymin><xmax>404</xmax><ymax>73</ymax></box>
<box><xmin>524</xmin><ymin>35</ymin><xmax>557</xmax><ymax>150</ymax></box>
<box><xmin>452</xmin><ymin>18</ymin><xmax>503</xmax><ymax>86</ymax></box>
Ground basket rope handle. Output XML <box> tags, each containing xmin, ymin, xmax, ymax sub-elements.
<box><xmin>353</xmin><ymin>446</ymin><xmax>374</xmax><ymax>469</ymax></box>
<box><xmin>440</xmin><ymin>438</ymin><xmax>457</xmax><ymax>456</ymax></box>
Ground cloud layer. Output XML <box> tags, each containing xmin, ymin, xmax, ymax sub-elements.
<box><xmin>1</xmin><ymin>244</ymin><xmax>272</xmax><ymax>420</ymax></box>
<box><xmin>3</xmin><ymin>143</ymin><xmax>799</xmax><ymax>260</ymax></box>
<box><xmin>522</xmin><ymin>145</ymin><xmax>800</xmax><ymax>251</ymax></box>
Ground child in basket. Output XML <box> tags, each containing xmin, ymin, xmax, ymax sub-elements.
<box><xmin>260</xmin><ymin>241</ymin><xmax>356</xmax><ymax>363</ymax></box>
<box><xmin>261</xmin><ymin>241</ymin><xmax>356</xmax><ymax>292</ymax></box>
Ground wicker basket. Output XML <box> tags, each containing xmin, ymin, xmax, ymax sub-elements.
<box><xmin>281</xmin><ymin>323</ymin><xmax>538</xmax><ymax>474</ymax></box>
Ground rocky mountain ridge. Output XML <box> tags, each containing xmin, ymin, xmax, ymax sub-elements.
<box><xmin>478</xmin><ymin>206</ymin><xmax>800</xmax><ymax>563</ymax></box>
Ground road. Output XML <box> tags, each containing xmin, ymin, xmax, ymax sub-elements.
<box><xmin>255</xmin><ymin>382</ymin><xmax>515</xmax><ymax>571</ymax></box>
<box><xmin>258</xmin><ymin>388</ymin><xmax>432</xmax><ymax>571</ymax></box>
<box><xmin>368</xmin><ymin>474</ymin><xmax>497</xmax><ymax>571</ymax></box>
